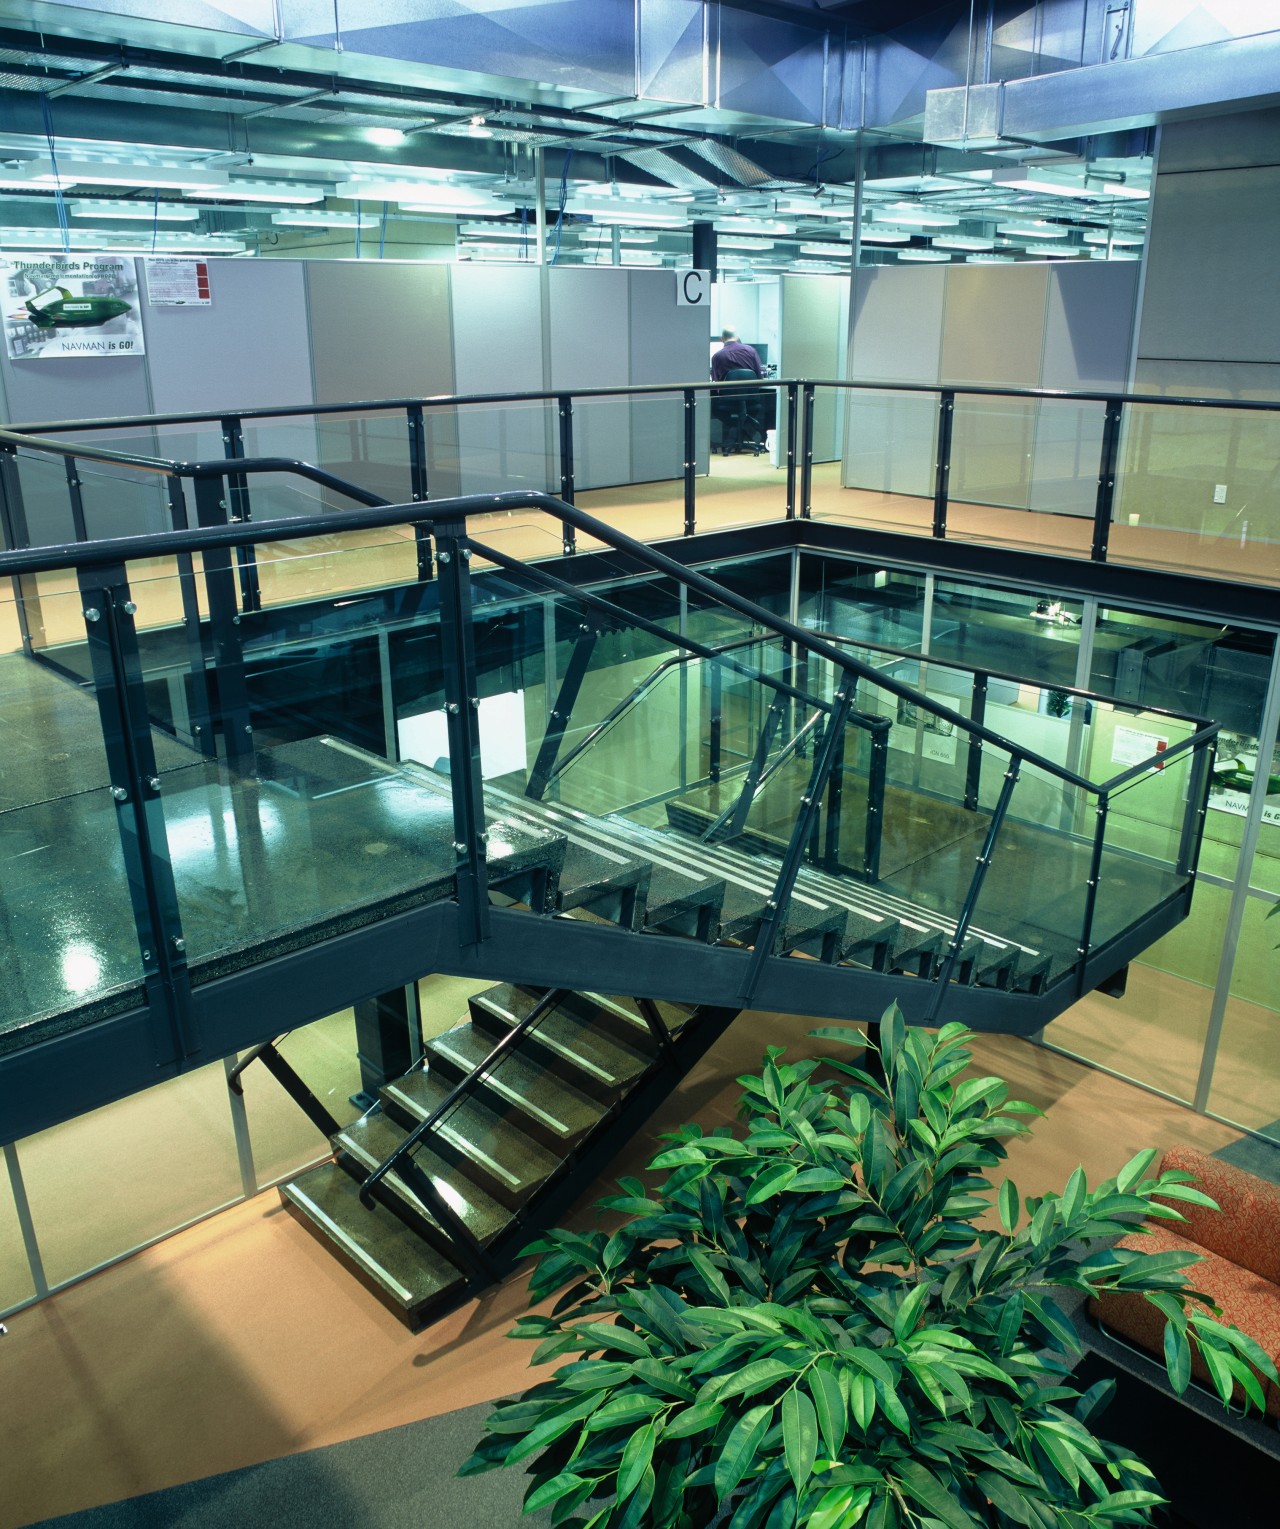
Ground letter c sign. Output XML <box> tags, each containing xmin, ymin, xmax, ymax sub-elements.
<box><xmin>676</xmin><ymin>269</ymin><xmax>709</xmax><ymax>307</ymax></box>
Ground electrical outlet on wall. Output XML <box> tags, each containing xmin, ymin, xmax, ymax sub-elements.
<box><xmin>1213</xmin><ymin>484</ymin><xmax>1228</xmax><ymax>503</ymax></box>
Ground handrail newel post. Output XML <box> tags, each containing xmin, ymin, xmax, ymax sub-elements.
<box><xmin>436</xmin><ymin>519</ymin><xmax>491</xmax><ymax>945</ymax></box>
<box><xmin>192</xmin><ymin>474</ymin><xmax>256</xmax><ymax>773</ymax></box>
<box><xmin>0</xmin><ymin>444</ymin><xmax>39</xmax><ymax>652</ymax></box>
<box><xmin>800</xmin><ymin>382</ymin><xmax>815</xmax><ymax>519</ymax></box>
<box><xmin>683</xmin><ymin>388</ymin><xmax>697</xmax><ymax>536</ymax></box>
<box><xmin>1075</xmin><ymin>796</ymin><xmax>1109</xmax><ymax>998</ymax></box>
<box><xmin>165</xmin><ymin>474</ymin><xmax>217</xmax><ymax>757</ymax></box>
<box><xmin>785</xmin><ymin>382</ymin><xmax>799</xmax><ymax>520</ymax></box>
<box><xmin>406</xmin><ymin>403</ymin><xmax>433</xmax><ymax>580</ymax></box>
<box><xmin>932</xmin><ymin>389</ymin><xmax>955</xmax><ymax>539</ymax></box>
<box><xmin>220</xmin><ymin>415</ymin><xmax>262</xmax><ymax>612</ymax></box>
<box><xmin>75</xmin><ymin>559</ymin><xmax>196</xmax><ymax>1064</ymax></box>
<box><xmin>1092</xmin><ymin>397</ymin><xmax>1123</xmax><ymax>563</ymax></box>
<box><xmin>557</xmin><ymin>394</ymin><xmax>576</xmax><ymax>554</ymax></box>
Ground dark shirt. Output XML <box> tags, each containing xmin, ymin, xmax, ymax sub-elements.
<box><xmin>711</xmin><ymin>341</ymin><xmax>764</xmax><ymax>381</ymax></box>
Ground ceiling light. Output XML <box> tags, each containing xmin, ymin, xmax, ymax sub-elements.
<box><xmin>364</xmin><ymin>127</ymin><xmax>407</xmax><ymax>147</ymax></box>
<box><xmin>337</xmin><ymin>178</ymin><xmax>496</xmax><ymax>206</ymax></box>
<box><xmin>1090</xmin><ymin>248</ymin><xmax>1141</xmax><ymax>260</ymax></box>
<box><xmin>587</xmin><ymin>208</ymin><xmax>688</xmax><ymax>227</ymax></box>
<box><xmin>200</xmin><ymin>181</ymin><xmax>326</xmax><ymax>204</ymax></box>
<box><xmin>70</xmin><ymin>199</ymin><xmax>199</xmax><ymax>221</ymax></box>
<box><xmin>967</xmin><ymin>253</ymin><xmax>1015</xmax><ymax>263</ymax></box>
<box><xmin>876</xmin><ymin>204</ymin><xmax>959</xmax><ymax>228</ymax></box>
<box><xmin>997</xmin><ymin>221</ymin><xmax>1068</xmax><ymax>238</ymax></box>
<box><xmin>272</xmin><ymin>211</ymin><xmax>382</xmax><ymax>229</ymax></box>
<box><xmin>898</xmin><ymin>249</ymin><xmax>952</xmax><ymax>262</ymax></box>
<box><xmin>713</xmin><ymin>219</ymin><xmax>789</xmax><ymax>235</ymax></box>
<box><xmin>1024</xmin><ymin>244</ymin><xmax>1082</xmax><ymax>256</ymax></box>
<box><xmin>858</xmin><ymin>228</ymin><xmax>910</xmax><ymax>245</ymax></box>
<box><xmin>799</xmin><ymin>242</ymin><xmax>847</xmax><ymax>258</ymax></box>
<box><xmin>466</xmin><ymin>116</ymin><xmax>493</xmax><ymax>139</ymax></box>
<box><xmin>719</xmin><ymin>237</ymin><xmax>775</xmax><ymax>250</ymax></box>
<box><xmin>1082</xmin><ymin>229</ymin><xmax>1144</xmax><ymax>245</ymax></box>
<box><xmin>932</xmin><ymin>235</ymin><xmax>994</xmax><ymax>251</ymax></box>
<box><xmin>0</xmin><ymin>157</ymin><xmax>229</xmax><ymax>192</ymax></box>
<box><xmin>992</xmin><ymin>167</ymin><xmax>1148</xmax><ymax>200</ymax></box>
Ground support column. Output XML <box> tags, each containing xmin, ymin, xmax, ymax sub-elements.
<box><xmin>353</xmin><ymin>984</ymin><xmax>422</xmax><ymax>1104</ymax></box>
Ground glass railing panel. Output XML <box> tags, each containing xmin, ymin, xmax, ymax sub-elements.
<box><xmin>963</xmin><ymin>761</ymin><xmax>1095</xmax><ymax>991</ymax></box>
<box><xmin>0</xmin><ymin>591</ymin><xmax>149</xmax><ymax>1044</ymax></box>
<box><xmin>1091</xmin><ymin>746</ymin><xmax>1196</xmax><ymax>952</ymax></box>
<box><xmin>838</xmin><ymin>388</ymin><xmax>937</xmax><ymax>534</ymax></box>
<box><xmin>11</xmin><ymin>446</ymin><xmax>80</xmax><ymax>546</ymax></box>
<box><xmin>947</xmin><ymin>397</ymin><xmax>1102</xmax><ymax>558</ymax></box>
<box><xmin>315</xmin><ymin>408</ymin><xmax>412</xmax><ymax>505</ymax></box>
<box><xmin>426</xmin><ymin>398</ymin><xmax>558</xmax><ymax>502</ymax></box>
<box><xmin>1111</xmin><ymin>401</ymin><xmax>1280</xmax><ymax>584</ymax></box>
<box><xmin>575</xmin><ymin>391</ymin><xmax>695</xmax><ymax>544</ymax></box>
<box><xmin>700</xmin><ymin>383</ymin><xmax>787</xmax><ymax>535</ymax></box>
<box><xmin>252</xmin><ymin>518</ymin><xmax>420</xmax><ymax>609</ymax></box>
<box><xmin>239</xmin><ymin>418</ymin><xmax>332</xmax><ymax>518</ymax></box>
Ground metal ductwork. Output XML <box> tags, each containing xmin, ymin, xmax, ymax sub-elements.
<box><xmin>615</xmin><ymin>146</ymin><xmax>718</xmax><ymax>190</ymax></box>
<box><xmin>925</xmin><ymin>25</ymin><xmax>1280</xmax><ymax>148</ymax></box>
<box><xmin>687</xmin><ymin>139</ymin><xmax>778</xmax><ymax>188</ymax></box>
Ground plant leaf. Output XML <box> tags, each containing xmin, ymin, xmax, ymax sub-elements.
<box><xmin>808</xmin><ymin>1365</ymin><xmax>848</xmax><ymax>1458</ymax></box>
<box><xmin>997</xmin><ymin>1179</ymin><xmax>1019</xmax><ymax>1233</ymax></box>
<box><xmin>849</xmin><ymin>1370</ymin><xmax>877</xmax><ymax>1432</ymax></box>
<box><xmin>782</xmin><ymin>1386</ymin><xmax>819</xmax><ymax>1491</ymax></box>
<box><xmin>714</xmin><ymin>1404</ymin><xmax>773</xmax><ymax>1500</ymax></box>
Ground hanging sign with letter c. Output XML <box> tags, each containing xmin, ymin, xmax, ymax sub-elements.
<box><xmin>676</xmin><ymin>269</ymin><xmax>710</xmax><ymax>306</ymax></box>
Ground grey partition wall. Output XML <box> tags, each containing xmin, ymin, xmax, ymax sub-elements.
<box><xmin>307</xmin><ymin>260</ymin><xmax>454</xmax><ymax>505</ymax></box>
<box><xmin>844</xmin><ymin>260</ymin><xmax>1139</xmax><ymax>515</ymax></box>
<box><xmin>140</xmin><ymin>259</ymin><xmax>319</xmax><ymax>522</ymax></box>
<box><xmin>549</xmin><ymin>267</ymin><xmax>633</xmax><ymax>492</ymax></box>
<box><xmin>629</xmin><ymin>270</ymin><xmax>705</xmax><ymax>482</ymax></box>
<box><xmin>446</xmin><ymin>262</ymin><xmax>549</xmax><ymax>499</ymax></box>
<box><xmin>844</xmin><ymin>264</ymin><xmax>946</xmax><ymax>497</ymax></box>
<box><xmin>780</xmin><ymin>275</ymin><xmax>848</xmax><ymax>464</ymax></box>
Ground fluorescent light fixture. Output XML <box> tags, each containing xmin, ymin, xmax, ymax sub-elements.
<box><xmin>587</xmin><ymin>208</ymin><xmax>687</xmax><ymax>227</ymax></box>
<box><xmin>337</xmin><ymin>178</ymin><xmax>498</xmax><ymax>208</ymax></box>
<box><xmin>858</xmin><ymin>228</ymin><xmax>910</xmax><ymax>245</ymax></box>
<box><xmin>967</xmin><ymin>253</ymin><xmax>1015</xmax><ymax>263</ymax></box>
<box><xmin>931</xmin><ymin>235</ymin><xmax>994</xmax><ymax>251</ymax></box>
<box><xmin>1024</xmin><ymin>244</ymin><xmax>1082</xmax><ymax>256</ymax></box>
<box><xmin>713</xmin><ymin>219</ymin><xmax>789</xmax><ymax>235</ymax></box>
<box><xmin>997</xmin><ymin>221</ymin><xmax>1067</xmax><ymax>238</ymax></box>
<box><xmin>993</xmin><ymin>167</ymin><xmax>1148</xmax><ymax>200</ymax></box>
<box><xmin>70</xmin><ymin>199</ymin><xmax>199</xmax><ymax>221</ymax></box>
<box><xmin>799</xmin><ymin>242</ymin><xmax>847</xmax><ymax>258</ymax></box>
<box><xmin>364</xmin><ymin>127</ymin><xmax>407</xmax><ymax>147</ymax></box>
<box><xmin>1091</xmin><ymin>247</ymin><xmax>1140</xmax><ymax>260</ymax></box>
<box><xmin>897</xmin><ymin>248</ymin><xmax>951</xmax><ymax>261</ymax></box>
<box><xmin>1082</xmin><ymin>229</ymin><xmax>1144</xmax><ymax>245</ymax></box>
<box><xmin>720</xmin><ymin>237</ymin><xmax>775</xmax><ymax>250</ymax></box>
<box><xmin>0</xmin><ymin>157</ymin><xmax>229</xmax><ymax>192</ymax></box>
<box><xmin>876</xmin><ymin>204</ymin><xmax>958</xmax><ymax>228</ymax></box>
<box><xmin>202</xmin><ymin>181</ymin><xmax>326</xmax><ymax>204</ymax></box>
<box><xmin>272</xmin><ymin>210</ymin><xmax>381</xmax><ymax>229</ymax></box>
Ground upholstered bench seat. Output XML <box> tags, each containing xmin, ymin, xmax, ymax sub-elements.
<box><xmin>1088</xmin><ymin>1146</ymin><xmax>1280</xmax><ymax>1418</ymax></box>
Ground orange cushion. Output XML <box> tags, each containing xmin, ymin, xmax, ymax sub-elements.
<box><xmin>1089</xmin><ymin>1225</ymin><xmax>1280</xmax><ymax>1417</ymax></box>
<box><xmin>1156</xmin><ymin>1147</ymin><xmax>1280</xmax><ymax>1284</ymax></box>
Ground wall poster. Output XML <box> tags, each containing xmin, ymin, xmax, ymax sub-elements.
<box><xmin>143</xmin><ymin>257</ymin><xmax>212</xmax><ymax>307</ymax></box>
<box><xmin>2</xmin><ymin>255</ymin><xmax>145</xmax><ymax>359</ymax></box>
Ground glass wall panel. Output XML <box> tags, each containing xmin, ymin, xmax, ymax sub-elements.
<box><xmin>0</xmin><ymin>1152</ymin><xmax>37</xmax><ymax>1312</ymax></box>
<box><xmin>1206</xmin><ymin>894</ymin><xmax>1280</xmax><ymax>1143</ymax></box>
<box><xmin>929</xmin><ymin>580</ymin><xmax>1083</xmax><ymax>690</ymax></box>
<box><xmin>315</xmin><ymin>409</ymin><xmax>412</xmax><ymax>505</ymax></box>
<box><xmin>1047</xmin><ymin>883</ymin><xmax>1225</xmax><ymax>1104</ymax></box>
<box><xmin>18</xmin><ymin>1059</ymin><xmax>242</xmax><ymax>1288</ymax></box>
<box><xmin>238</xmin><ymin>1008</ymin><xmax>364</xmax><ymax>1189</ymax></box>
<box><xmin>797</xmin><ymin>555</ymin><xmax>926</xmax><ymax>651</ymax></box>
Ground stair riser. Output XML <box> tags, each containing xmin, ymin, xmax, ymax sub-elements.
<box><xmin>332</xmin><ymin>1149</ymin><xmax>464</xmax><ymax>1254</ymax></box>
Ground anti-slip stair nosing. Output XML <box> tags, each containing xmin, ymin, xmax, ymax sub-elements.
<box><xmin>428</xmin><ymin>1034</ymin><xmax>597</xmax><ymax>1139</ymax></box>
<box><xmin>285</xmin><ymin>1183</ymin><xmax>417</xmax><ymax>1304</ymax></box>
<box><xmin>472</xmin><ymin>999</ymin><xmax>643</xmax><ymax>1088</ymax></box>
<box><xmin>381</xmin><ymin>1081</ymin><xmax>551</xmax><ymax>1192</ymax></box>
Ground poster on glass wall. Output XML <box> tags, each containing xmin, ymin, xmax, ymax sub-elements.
<box><xmin>1210</xmin><ymin>734</ymin><xmax>1280</xmax><ymax>827</ymax></box>
<box><xmin>2</xmin><ymin>255</ymin><xmax>145</xmax><ymax>360</ymax></box>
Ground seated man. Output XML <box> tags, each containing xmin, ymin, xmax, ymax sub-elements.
<box><xmin>711</xmin><ymin>329</ymin><xmax>764</xmax><ymax>381</ymax></box>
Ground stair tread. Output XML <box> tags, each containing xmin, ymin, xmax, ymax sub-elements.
<box><xmin>474</xmin><ymin>993</ymin><xmax>654</xmax><ymax>1092</ymax></box>
<box><xmin>282</xmin><ymin>1162</ymin><xmax>465</xmax><ymax>1314</ymax></box>
<box><xmin>335</xmin><ymin>1111</ymin><xmax>515</xmax><ymax>1244</ymax></box>
<box><xmin>382</xmin><ymin>1070</ymin><xmax>562</xmax><ymax>1196</ymax></box>
<box><xmin>428</xmin><ymin>1022</ymin><xmax>607</xmax><ymax>1141</ymax></box>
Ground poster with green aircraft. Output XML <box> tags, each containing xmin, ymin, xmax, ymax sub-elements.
<box><xmin>3</xmin><ymin>255</ymin><xmax>146</xmax><ymax>359</ymax></box>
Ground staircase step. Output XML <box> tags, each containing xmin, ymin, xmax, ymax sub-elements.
<box><xmin>281</xmin><ymin>1162</ymin><xmax>465</xmax><ymax>1325</ymax></box>
<box><xmin>477</xmin><ymin>983</ymin><xmax>656</xmax><ymax>1051</ymax></box>
<box><xmin>426</xmin><ymin>1022</ymin><xmax>608</xmax><ymax>1151</ymax></box>
<box><xmin>334</xmin><ymin>1109</ymin><xmax>515</xmax><ymax>1246</ymax></box>
<box><xmin>380</xmin><ymin>1070</ymin><xmax>561</xmax><ymax>1209</ymax></box>
<box><xmin>470</xmin><ymin>991</ymin><xmax>655</xmax><ymax>1102</ymax></box>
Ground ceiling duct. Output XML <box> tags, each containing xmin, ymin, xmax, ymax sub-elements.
<box><xmin>429</xmin><ymin>120</ymin><xmax>565</xmax><ymax>146</ymax></box>
<box><xmin>687</xmin><ymin>139</ymin><xmax>778</xmax><ymax>188</ymax></box>
<box><xmin>615</xmin><ymin>146</ymin><xmax>717</xmax><ymax>190</ymax></box>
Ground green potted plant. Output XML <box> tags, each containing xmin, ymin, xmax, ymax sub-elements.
<box><xmin>462</xmin><ymin>1006</ymin><xmax>1277</xmax><ymax>1527</ymax></box>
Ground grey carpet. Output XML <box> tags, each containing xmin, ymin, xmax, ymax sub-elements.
<box><xmin>26</xmin><ymin>1402</ymin><xmax>552</xmax><ymax>1529</ymax></box>
<box><xmin>1213</xmin><ymin>1122</ymin><xmax>1280</xmax><ymax>1185</ymax></box>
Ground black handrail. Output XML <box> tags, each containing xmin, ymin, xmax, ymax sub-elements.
<box><xmin>8</xmin><ymin>374</ymin><xmax>1280</xmax><ymax>440</ymax></box>
<box><xmin>0</xmin><ymin>477</ymin><xmax>1214</xmax><ymax>795</ymax></box>
<box><xmin>358</xmin><ymin>986</ymin><xmax>570</xmax><ymax>1208</ymax></box>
